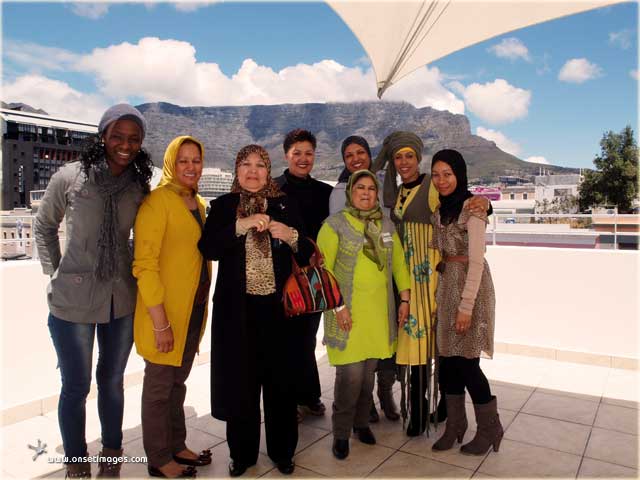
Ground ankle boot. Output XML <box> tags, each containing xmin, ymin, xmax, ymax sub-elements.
<box><xmin>432</xmin><ymin>394</ymin><xmax>468</xmax><ymax>451</ymax></box>
<box><xmin>377</xmin><ymin>369</ymin><xmax>400</xmax><ymax>421</ymax></box>
<box><xmin>461</xmin><ymin>396</ymin><xmax>503</xmax><ymax>455</ymax></box>
<box><xmin>65</xmin><ymin>461</ymin><xmax>91</xmax><ymax>479</ymax></box>
<box><xmin>97</xmin><ymin>447</ymin><xmax>124</xmax><ymax>477</ymax></box>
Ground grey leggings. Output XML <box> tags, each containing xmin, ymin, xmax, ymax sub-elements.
<box><xmin>332</xmin><ymin>358</ymin><xmax>378</xmax><ymax>440</ymax></box>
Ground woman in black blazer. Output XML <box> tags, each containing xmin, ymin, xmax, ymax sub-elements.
<box><xmin>198</xmin><ymin>145</ymin><xmax>309</xmax><ymax>477</ymax></box>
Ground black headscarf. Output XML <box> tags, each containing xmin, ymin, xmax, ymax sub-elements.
<box><xmin>337</xmin><ymin>136</ymin><xmax>372</xmax><ymax>183</ymax></box>
<box><xmin>432</xmin><ymin>149</ymin><xmax>473</xmax><ymax>225</ymax></box>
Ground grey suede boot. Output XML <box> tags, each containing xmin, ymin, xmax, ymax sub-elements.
<box><xmin>432</xmin><ymin>394</ymin><xmax>468</xmax><ymax>451</ymax></box>
<box><xmin>377</xmin><ymin>369</ymin><xmax>400</xmax><ymax>421</ymax></box>
<box><xmin>460</xmin><ymin>396</ymin><xmax>503</xmax><ymax>455</ymax></box>
<box><xmin>65</xmin><ymin>461</ymin><xmax>91</xmax><ymax>479</ymax></box>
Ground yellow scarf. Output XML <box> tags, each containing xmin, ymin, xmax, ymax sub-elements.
<box><xmin>158</xmin><ymin>135</ymin><xmax>205</xmax><ymax>196</ymax></box>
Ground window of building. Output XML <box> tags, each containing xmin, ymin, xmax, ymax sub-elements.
<box><xmin>523</xmin><ymin>193</ymin><xmax>528</xmax><ymax>200</ymax></box>
<box><xmin>509</xmin><ymin>193</ymin><xmax>515</xmax><ymax>200</ymax></box>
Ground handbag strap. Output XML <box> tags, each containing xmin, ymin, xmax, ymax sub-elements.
<box><xmin>290</xmin><ymin>237</ymin><xmax>325</xmax><ymax>272</ymax></box>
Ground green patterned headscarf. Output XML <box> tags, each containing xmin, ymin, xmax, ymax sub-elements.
<box><xmin>345</xmin><ymin>170</ymin><xmax>385</xmax><ymax>271</ymax></box>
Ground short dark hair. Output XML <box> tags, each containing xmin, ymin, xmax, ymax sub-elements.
<box><xmin>283</xmin><ymin>129</ymin><xmax>316</xmax><ymax>154</ymax></box>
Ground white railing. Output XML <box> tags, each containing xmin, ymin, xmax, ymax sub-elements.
<box><xmin>488</xmin><ymin>213</ymin><xmax>639</xmax><ymax>249</ymax></box>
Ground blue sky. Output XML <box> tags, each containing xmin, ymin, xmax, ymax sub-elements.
<box><xmin>2</xmin><ymin>1</ymin><xmax>638</xmax><ymax>169</ymax></box>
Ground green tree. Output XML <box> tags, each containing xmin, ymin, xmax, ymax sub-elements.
<box><xmin>578</xmin><ymin>125</ymin><xmax>638</xmax><ymax>213</ymax></box>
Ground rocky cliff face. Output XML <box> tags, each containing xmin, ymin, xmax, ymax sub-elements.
<box><xmin>136</xmin><ymin>101</ymin><xmax>575</xmax><ymax>182</ymax></box>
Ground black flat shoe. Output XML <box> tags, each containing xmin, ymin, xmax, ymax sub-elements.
<box><xmin>147</xmin><ymin>465</ymin><xmax>197</xmax><ymax>478</ymax></box>
<box><xmin>173</xmin><ymin>449</ymin><xmax>212</xmax><ymax>467</ymax></box>
<box><xmin>332</xmin><ymin>439</ymin><xmax>349</xmax><ymax>460</ymax></box>
<box><xmin>276</xmin><ymin>460</ymin><xmax>295</xmax><ymax>475</ymax></box>
<box><xmin>228</xmin><ymin>461</ymin><xmax>252</xmax><ymax>477</ymax></box>
<box><xmin>353</xmin><ymin>427</ymin><xmax>376</xmax><ymax>445</ymax></box>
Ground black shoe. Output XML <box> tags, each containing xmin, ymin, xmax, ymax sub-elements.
<box><xmin>148</xmin><ymin>465</ymin><xmax>197</xmax><ymax>478</ymax></box>
<box><xmin>332</xmin><ymin>439</ymin><xmax>349</xmax><ymax>460</ymax></box>
<box><xmin>228</xmin><ymin>462</ymin><xmax>252</xmax><ymax>477</ymax></box>
<box><xmin>369</xmin><ymin>403</ymin><xmax>380</xmax><ymax>423</ymax></box>
<box><xmin>353</xmin><ymin>426</ymin><xmax>376</xmax><ymax>445</ymax></box>
<box><xmin>301</xmin><ymin>400</ymin><xmax>326</xmax><ymax>416</ymax></box>
<box><xmin>276</xmin><ymin>460</ymin><xmax>295</xmax><ymax>475</ymax></box>
<box><xmin>173</xmin><ymin>449</ymin><xmax>212</xmax><ymax>467</ymax></box>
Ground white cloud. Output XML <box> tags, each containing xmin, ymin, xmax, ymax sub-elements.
<box><xmin>70</xmin><ymin>3</ymin><xmax>110</xmax><ymax>19</ymax></box>
<box><xmin>558</xmin><ymin>58</ymin><xmax>603</xmax><ymax>84</ymax></box>
<box><xmin>452</xmin><ymin>79</ymin><xmax>531</xmax><ymax>125</ymax></box>
<box><xmin>476</xmin><ymin>127</ymin><xmax>521</xmax><ymax>155</ymax></box>
<box><xmin>2</xmin><ymin>75</ymin><xmax>108</xmax><ymax>123</ymax></box>
<box><xmin>609</xmin><ymin>29</ymin><xmax>633</xmax><ymax>50</ymax></box>
<box><xmin>630</xmin><ymin>69</ymin><xmax>639</xmax><ymax>81</ymax></box>
<box><xmin>488</xmin><ymin>38</ymin><xmax>531</xmax><ymax>62</ymax></box>
<box><xmin>172</xmin><ymin>1</ymin><xmax>219</xmax><ymax>12</ymax></box>
<box><xmin>385</xmin><ymin>66</ymin><xmax>465</xmax><ymax>114</ymax></box>
<box><xmin>3</xmin><ymin>38</ymin><xmax>466</xmax><ymax>118</ymax></box>
<box><xmin>525</xmin><ymin>156</ymin><xmax>550</xmax><ymax>165</ymax></box>
<box><xmin>4</xmin><ymin>41</ymin><xmax>80</xmax><ymax>72</ymax></box>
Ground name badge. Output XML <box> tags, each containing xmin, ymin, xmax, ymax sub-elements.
<box><xmin>381</xmin><ymin>232</ymin><xmax>393</xmax><ymax>248</ymax></box>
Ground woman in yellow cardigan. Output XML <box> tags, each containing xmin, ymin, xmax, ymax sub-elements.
<box><xmin>133</xmin><ymin>136</ymin><xmax>212</xmax><ymax>478</ymax></box>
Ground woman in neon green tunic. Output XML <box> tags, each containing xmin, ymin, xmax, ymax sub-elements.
<box><xmin>317</xmin><ymin>170</ymin><xmax>410</xmax><ymax>460</ymax></box>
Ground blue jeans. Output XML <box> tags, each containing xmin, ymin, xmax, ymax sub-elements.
<box><xmin>48</xmin><ymin>311</ymin><xmax>133</xmax><ymax>459</ymax></box>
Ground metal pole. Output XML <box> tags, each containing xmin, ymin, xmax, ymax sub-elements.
<box><xmin>492</xmin><ymin>214</ymin><xmax>497</xmax><ymax>245</ymax></box>
<box><xmin>613</xmin><ymin>212</ymin><xmax>618</xmax><ymax>250</ymax></box>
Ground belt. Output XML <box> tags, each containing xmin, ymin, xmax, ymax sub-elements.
<box><xmin>436</xmin><ymin>255</ymin><xmax>468</xmax><ymax>274</ymax></box>
<box><xmin>444</xmin><ymin>255</ymin><xmax>468</xmax><ymax>263</ymax></box>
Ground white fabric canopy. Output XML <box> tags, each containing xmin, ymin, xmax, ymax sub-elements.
<box><xmin>328</xmin><ymin>0</ymin><xmax>627</xmax><ymax>97</ymax></box>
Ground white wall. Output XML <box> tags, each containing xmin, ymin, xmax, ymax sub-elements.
<box><xmin>2</xmin><ymin>247</ymin><xmax>638</xmax><ymax>413</ymax></box>
<box><xmin>486</xmin><ymin>246</ymin><xmax>639</xmax><ymax>359</ymax></box>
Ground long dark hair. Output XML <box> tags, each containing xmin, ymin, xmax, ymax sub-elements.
<box><xmin>79</xmin><ymin>134</ymin><xmax>154</xmax><ymax>193</ymax></box>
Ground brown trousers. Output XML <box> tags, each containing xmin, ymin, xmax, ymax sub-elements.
<box><xmin>141</xmin><ymin>304</ymin><xmax>203</xmax><ymax>468</ymax></box>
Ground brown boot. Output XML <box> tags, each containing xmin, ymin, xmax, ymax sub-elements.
<box><xmin>460</xmin><ymin>396</ymin><xmax>503</xmax><ymax>455</ymax></box>
<box><xmin>377</xmin><ymin>369</ymin><xmax>400</xmax><ymax>421</ymax></box>
<box><xmin>97</xmin><ymin>447</ymin><xmax>124</xmax><ymax>477</ymax></box>
<box><xmin>65</xmin><ymin>461</ymin><xmax>91</xmax><ymax>478</ymax></box>
<box><xmin>432</xmin><ymin>394</ymin><xmax>468</xmax><ymax>451</ymax></box>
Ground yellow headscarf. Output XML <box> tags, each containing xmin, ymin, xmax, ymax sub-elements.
<box><xmin>158</xmin><ymin>135</ymin><xmax>205</xmax><ymax>196</ymax></box>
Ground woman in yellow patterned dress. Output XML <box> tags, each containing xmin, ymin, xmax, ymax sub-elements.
<box><xmin>373</xmin><ymin>132</ymin><xmax>489</xmax><ymax>437</ymax></box>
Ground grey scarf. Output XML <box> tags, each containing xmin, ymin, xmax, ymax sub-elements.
<box><xmin>93</xmin><ymin>159</ymin><xmax>135</xmax><ymax>281</ymax></box>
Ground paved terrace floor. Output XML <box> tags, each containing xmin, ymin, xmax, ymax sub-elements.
<box><xmin>2</xmin><ymin>352</ymin><xmax>638</xmax><ymax>479</ymax></box>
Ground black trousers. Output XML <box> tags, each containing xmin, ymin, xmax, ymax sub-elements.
<box><xmin>440</xmin><ymin>356</ymin><xmax>492</xmax><ymax>404</ymax></box>
<box><xmin>226</xmin><ymin>295</ymin><xmax>298</xmax><ymax>465</ymax></box>
<box><xmin>290</xmin><ymin>311</ymin><xmax>322</xmax><ymax>406</ymax></box>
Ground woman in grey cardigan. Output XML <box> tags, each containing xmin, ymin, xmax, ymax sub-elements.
<box><xmin>34</xmin><ymin>104</ymin><xmax>154</xmax><ymax>478</ymax></box>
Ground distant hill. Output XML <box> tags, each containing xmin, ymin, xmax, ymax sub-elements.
<box><xmin>1</xmin><ymin>101</ymin><xmax>49</xmax><ymax>115</ymax></box>
<box><xmin>136</xmin><ymin>101</ymin><xmax>577</xmax><ymax>183</ymax></box>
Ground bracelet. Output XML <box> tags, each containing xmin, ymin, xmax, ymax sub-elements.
<box><xmin>152</xmin><ymin>323</ymin><xmax>171</xmax><ymax>332</ymax></box>
<box><xmin>400</xmin><ymin>299</ymin><xmax>410</xmax><ymax>304</ymax></box>
<box><xmin>334</xmin><ymin>304</ymin><xmax>346</xmax><ymax>314</ymax></box>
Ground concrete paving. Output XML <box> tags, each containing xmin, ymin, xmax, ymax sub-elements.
<box><xmin>2</xmin><ymin>352</ymin><xmax>638</xmax><ymax>479</ymax></box>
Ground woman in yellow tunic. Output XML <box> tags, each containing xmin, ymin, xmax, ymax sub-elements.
<box><xmin>133</xmin><ymin>136</ymin><xmax>212</xmax><ymax>478</ymax></box>
<box><xmin>317</xmin><ymin>170</ymin><xmax>410</xmax><ymax>460</ymax></box>
<box><xmin>373</xmin><ymin>132</ymin><xmax>489</xmax><ymax>437</ymax></box>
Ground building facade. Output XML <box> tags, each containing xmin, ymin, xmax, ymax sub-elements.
<box><xmin>1</xmin><ymin>108</ymin><xmax>97</xmax><ymax>209</ymax></box>
<box><xmin>198</xmin><ymin>167</ymin><xmax>233</xmax><ymax>199</ymax></box>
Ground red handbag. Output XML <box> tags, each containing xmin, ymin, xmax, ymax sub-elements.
<box><xmin>283</xmin><ymin>238</ymin><xmax>343</xmax><ymax>317</ymax></box>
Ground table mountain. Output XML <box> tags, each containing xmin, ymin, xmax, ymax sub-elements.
<box><xmin>136</xmin><ymin>101</ymin><xmax>576</xmax><ymax>182</ymax></box>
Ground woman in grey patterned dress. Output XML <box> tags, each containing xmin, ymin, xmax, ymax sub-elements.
<box><xmin>429</xmin><ymin>149</ymin><xmax>503</xmax><ymax>456</ymax></box>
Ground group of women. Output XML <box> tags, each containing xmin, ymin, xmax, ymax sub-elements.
<box><xmin>35</xmin><ymin>103</ymin><xmax>501</xmax><ymax>479</ymax></box>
